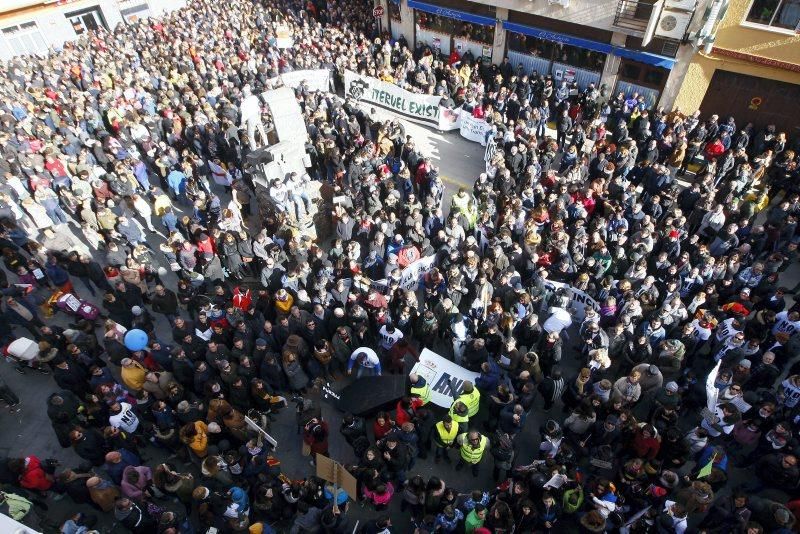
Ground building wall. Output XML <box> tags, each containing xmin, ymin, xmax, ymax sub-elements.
<box><xmin>0</xmin><ymin>0</ymin><xmax>186</xmax><ymax>60</ymax></box>
<box><xmin>674</xmin><ymin>0</ymin><xmax>800</xmax><ymax>114</ymax></box>
<box><xmin>714</xmin><ymin>0</ymin><xmax>800</xmax><ymax>62</ymax></box>
<box><xmin>490</xmin><ymin>0</ymin><xmax>618</xmax><ymax>33</ymax></box>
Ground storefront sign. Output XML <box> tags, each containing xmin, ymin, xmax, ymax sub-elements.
<box><xmin>411</xmin><ymin>349</ymin><xmax>480</xmax><ymax>408</ymax></box>
<box><xmin>373</xmin><ymin>5</ymin><xmax>385</xmax><ymax>17</ymax></box>
<box><xmin>503</xmin><ymin>21</ymin><xmax>613</xmax><ymax>55</ymax></box>
<box><xmin>345</xmin><ymin>70</ymin><xmax>442</xmax><ymax>126</ymax></box>
<box><xmin>408</xmin><ymin>0</ymin><xmax>497</xmax><ymax>27</ymax></box>
<box><xmin>459</xmin><ymin>112</ymin><xmax>489</xmax><ymax>145</ymax></box>
<box><xmin>482</xmin><ymin>45</ymin><xmax>491</xmax><ymax>59</ymax></box>
<box><xmin>543</xmin><ymin>279</ymin><xmax>599</xmax><ymax>320</ymax></box>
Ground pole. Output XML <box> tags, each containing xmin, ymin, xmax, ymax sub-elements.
<box><xmin>331</xmin><ymin>462</ymin><xmax>341</xmax><ymax>514</ymax></box>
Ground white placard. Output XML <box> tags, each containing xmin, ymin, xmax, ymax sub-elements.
<box><xmin>438</xmin><ymin>106</ymin><xmax>461</xmax><ymax>131</ymax></box>
<box><xmin>410</xmin><ymin>348</ymin><xmax>480</xmax><ymax>408</ymax></box>
<box><xmin>459</xmin><ymin>112</ymin><xmax>489</xmax><ymax>145</ymax></box>
<box><xmin>543</xmin><ymin>280</ymin><xmax>600</xmax><ymax>321</ymax></box>
<box><xmin>270</xmin><ymin>69</ymin><xmax>332</xmax><ymax>93</ymax></box>
<box><xmin>399</xmin><ymin>255</ymin><xmax>436</xmax><ymax>291</ymax></box>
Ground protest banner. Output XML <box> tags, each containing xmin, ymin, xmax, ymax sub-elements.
<box><xmin>438</xmin><ymin>106</ymin><xmax>461</xmax><ymax>131</ymax></box>
<box><xmin>484</xmin><ymin>136</ymin><xmax>497</xmax><ymax>174</ymax></box>
<box><xmin>410</xmin><ymin>348</ymin><xmax>480</xmax><ymax>408</ymax></box>
<box><xmin>543</xmin><ymin>280</ymin><xmax>599</xmax><ymax>321</ymax></box>
<box><xmin>459</xmin><ymin>112</ymin><xmax>489</xmax><ymax>145</ymax></box>
<box><xmin>274</xmin><ymin>69</ymin><xmax>332</xmax><ymax>93</ymax></box>
<box><xmin>399</xmin><ymin>255</ymin><xmax>436</xmax><ymax>290</ymax></box>
<box><xmin>344</xmin><ymin>70</ymin><xmax>443</xmax><ymax>127</ymax></box>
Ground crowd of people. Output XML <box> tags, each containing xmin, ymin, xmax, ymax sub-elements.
<box><xmin>0</xmin><ymin>0</ymin><xmax>798</xmax><ymax>533</ymax></box>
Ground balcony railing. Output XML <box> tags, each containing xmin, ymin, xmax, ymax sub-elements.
<box><xmin>613</xmin><ymin>0</ymin><xmax>658</xmax><ymax>32</ymax></box>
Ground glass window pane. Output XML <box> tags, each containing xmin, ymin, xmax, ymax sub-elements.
<box><xmin>9</xmin><ymin>37</ymin><xmax>25</xmax><ymax>55</ymax></box>
<box><xmin>774</xmin><ymin>0</ymin><xmax>800</xmax><ymax>28</ymax></box>
<box><xmin>746</xmin><ymin>0</ymin><xmax>781</xmax><ymax>25</ymax></box>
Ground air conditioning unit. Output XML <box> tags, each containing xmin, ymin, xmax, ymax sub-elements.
<box><xmin>655</xmin><ymin>8</ymin><xmax>692</xmax><ymax>39</ymax></box>
<box><xmin>665</xmin><ymin>0</ymin><xmax>696</xmax><ymax>11</ymax></box>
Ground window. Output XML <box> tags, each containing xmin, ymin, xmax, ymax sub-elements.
<box><xmin>416</xmin><ymin>12</ymin><xmax>494</xmax><ymax>44</ymax></box>
<box><xmin>389</xmin><ymin>2</ymin><xmax>401</xmax><ymax>21</ymax></box>
<box><xmin>617</xmin><ymin>59</ymin><xmax>668</xmax><ymax>90</ymax></box>
<box><xmin>507</xmin><ymin>32</ymin><xmax>605</xmax><ymax>72</ymax></box>
<box><xmin>2</xmin><ymin>22</ymin><xmax>47</xmax><ymax>57</ymax></box>
<box><xmin>746</xmin><ymin>0</ymin><xmax>800</xmax><ymax>30</ymax></box>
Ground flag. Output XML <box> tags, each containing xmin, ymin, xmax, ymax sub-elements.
<box><xmin>697</xmin><ymin>458</ymin><xmax>714</xmax><ymax>478</ymax></box>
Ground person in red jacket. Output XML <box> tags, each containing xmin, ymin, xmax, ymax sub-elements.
<box><xmin>628</xmin><ymin>424</ymin><xmax>661</xmax><ymax>460</ymax></box>
<box><xmin>9</xmin><ymin>455</ymin><xmax>53</xmax><ymax>492</ymax></box>
<box><xmin>705</xmin><ymin>137</ymin><xmax>725</xmax><ymax>160</ymax></box>
<box><xmin>303</xmin><ymin>417</ymin><xmax>329</xmax><ymax>465</ymax></box>
<box><xmin>373</xmin><ymin>411</ymin><xmax>395</xmax><ymax>441</ymax></box>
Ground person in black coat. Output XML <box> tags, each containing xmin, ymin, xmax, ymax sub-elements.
<box><xmin>538</xmin><ymin>366</ymin><xmax>565</xmax><ymax>411</ymax></box>
<box><xmin>70</xmin><ymin>427</ymin><xmax>109</xmax><ymax>466</ymax></box>
<box><xmin>52</xmin><ymin>359</ymin><xmax>89</xmax><ymax>397</ymax></box>
<box><xmin>114</xmin><ymin>281</ymin><xmax>145</xmax><ymax>309</ymax></box>
<box><xmin>150</xmin><ymin>284</ymin><xmax>180</xmax><ymax>324</ymax></box>
<box><xmin>103</xmin><ymin>292</ymin><xmax>133</xmax><ymax>327</ymax></box>
<box><xmin>103</xmin><ymin>332</ymin><xmax>129</xmax><ymax>366</ymax></box>
<box><xmin>83</xmin><ymin>256</ymin><xmax>113</xmax><ymax>293</ymax></box>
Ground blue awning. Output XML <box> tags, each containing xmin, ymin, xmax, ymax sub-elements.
<box><xmin>502</xmin><ymin>21</ymin><xmax>613</xmax><ymax>55</ymax></box>
<box><xmin>407</xmin><ymin>0</ymin><xmax>497</xmax><ymax>27</ymax></box>
<box><xmin>612</xmin><ymin>46</ymin><xmax>676</xmax><ymax>69</ymax></box>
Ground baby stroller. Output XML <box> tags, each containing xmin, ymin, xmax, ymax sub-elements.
<box><xmin>4</xmin><ymin>337</ymin><xmax>51</xmax><ymax>375</ymax></box>
<box><xmin>52</xmin><ymin>291</ymin><xmax>101</xmax><ymax>323</ymax></box>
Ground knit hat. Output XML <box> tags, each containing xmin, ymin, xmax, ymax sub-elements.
<box><xmin>131</xmin><ymin>306</ymin><xmax>143</xmax><ymax>316</ymax></box>
<box><xmin>666</xmin><ymin>381</ymin><xmax>679</xmax><ymax>392</ymax></box>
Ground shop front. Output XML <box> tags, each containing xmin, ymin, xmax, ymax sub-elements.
<box><xmin>503</xmin><ymin>20</ymin><xmax>609</xmax><ymax>90</ymax></box>
<box><xmin>612</xmin><ymin>37</ymin><xmax>676</xmax><ymax>108</ymax></box>
<box><xmin>410</xmin><ymin>0</ymin><xmax>495</xmax><ymax>61</ymax></box>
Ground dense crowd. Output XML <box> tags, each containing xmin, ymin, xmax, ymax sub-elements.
<box><xmin>0</xmin><ymin>0</ymin><xmax>799</xmax><ymax>533</ymax></box>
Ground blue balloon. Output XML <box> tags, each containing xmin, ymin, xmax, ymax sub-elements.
<box><xmin>124</xmin><ymin>329</ymin><xmax>149</xmax><ymax>351</ymax></box>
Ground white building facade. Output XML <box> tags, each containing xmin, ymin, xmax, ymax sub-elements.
<box><xmin>0</xmin><ymin>0</ymin><xmax>187</xmax><ymax>60</ymax></box>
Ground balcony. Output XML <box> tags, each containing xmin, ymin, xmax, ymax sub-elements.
<box><xmin>613</xmin><ymin>0</ymin><xmax>658</xmax><ymax>32</ymax></box>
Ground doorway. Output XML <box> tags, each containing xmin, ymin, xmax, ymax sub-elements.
<box><xmin>65</xmin><ymin>6</ymin><xmax>108</xmax><ymax>36</ymax></box>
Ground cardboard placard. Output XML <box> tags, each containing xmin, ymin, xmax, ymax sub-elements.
<box><xmin>316</xmin><ymin>454</ymin><xmax>358</xmax><ymax>499</ymax></box>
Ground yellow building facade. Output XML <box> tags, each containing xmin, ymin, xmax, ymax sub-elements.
<box><xmin>675</xmin><ymin>0</ymin><xmax>800</xmax><ymax>135</ymax></box>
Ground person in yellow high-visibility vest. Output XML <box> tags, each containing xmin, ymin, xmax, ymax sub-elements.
<box><xmin>448</xmin><ymin>401</ymin><xmax>470</xmax><ymax>434</ymax></box>
<box><xmin>455</xmin><ymin>430</ymin><xmax>488</xmax><ymax>476</ymax></box>
<box><xmin>455</xmin><ymin>381</ymin><xmax>480</xmax><ymax>419</ymax></box>
<box><xmin>409</xmin><ymin>372</ymin><xmax>431</xmax><ymax>406</ymax></box>
<box><xmin>433</xmin><ymin>415</ymin><xmax>459</xmax><ymax>464</ymax></box>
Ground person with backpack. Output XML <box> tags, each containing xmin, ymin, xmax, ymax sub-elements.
<box><xmin>490</xmin><ymin>430</ymin><xmax>515</xmax><ymax>482</ymax></box>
